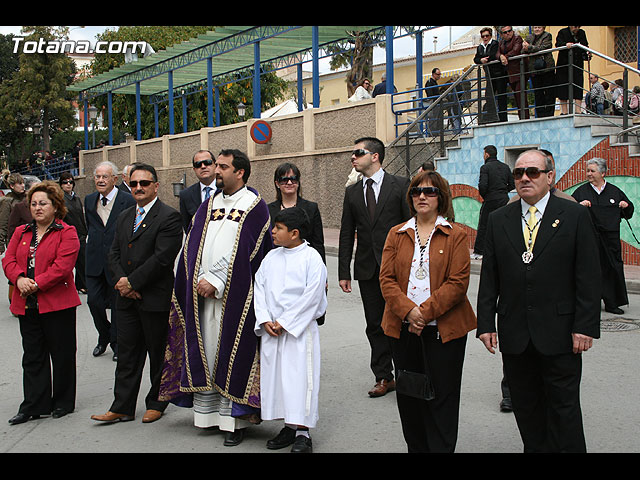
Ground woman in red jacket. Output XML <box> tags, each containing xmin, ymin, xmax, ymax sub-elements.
<box><xmin>380</xmin><ymin>170</ymin><xmax>476</xmax><ymax>453</ymax></box>
<box><xmin>3</xmin><ymin>181</ymin><xmax>80</xmax><ymax>425</ymax></box>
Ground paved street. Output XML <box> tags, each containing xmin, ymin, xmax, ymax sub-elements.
<box><xmin>1</xmin><ymin>253</ymin><xmax>639</xmax><ymax>453</ymax></box>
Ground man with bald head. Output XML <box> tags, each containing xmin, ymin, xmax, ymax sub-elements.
<box><xmin>476</xmin><ymin>149</ymin><xmax>601</xmax><ymax>452</ymax></box>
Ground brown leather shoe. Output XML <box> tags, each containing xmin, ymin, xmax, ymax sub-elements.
<box><xmin>368</xmin><ymin>379</ymin><xmax>396</xmax><ymax>398</ymax></box>
<box><xmin>90</xmin><ymin>411</ymin><xmax>134</xmax><ymax>423</ymax></box>
<box><xmin>142</xmin><ymin>409</ymin><xmax>163</xmax><ymax>424</ymax></box>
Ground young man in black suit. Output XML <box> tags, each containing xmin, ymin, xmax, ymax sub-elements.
<box><xmin>92</xmin><ymin>163</ymin><xmax>183</xmax><ymax>424</ymax></box>
<box><xmin>84</xmin><ymin>161</ymin><xmax>136</xmax><ymax>361</ymax></box>
<box><xmin>338</xmin><ymin>137</ymin><xmax>411</xmax><ymax>397</ymax></box>
<box><xmin>477</xmin><ymin>149</ymin><xmax>601</xmax><ymax>452</ymax></box>
<box><xmin>179</xmin><ymin>149</ymin><xmax>216</xmax><ymax>232</ymax></box>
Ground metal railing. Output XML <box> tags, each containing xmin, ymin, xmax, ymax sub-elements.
<box><xmin>385</xmin><ymin>44</ymin><xmax>640</xmax><ymax>177</ymax></box>
<box><xmin>15</xmin><ymin>154</ymin><xmax>78</xmax><ymax>180</ymax></box>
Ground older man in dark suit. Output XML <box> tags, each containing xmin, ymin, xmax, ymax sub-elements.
<box><xmin>339</xmin><ymin>137</ymin><xmax>411</xmax><ymax>397</ymax></box>
<box><xmin>91</xmin><ymin>163</ymin><xmax>183</xmax><ymax>424</ymax></box>
<box><xmin>179</xmin><ymin>149</ymin><xmax>216</xmax><ymax>232</ymax></box>
<box><xmin>84</xmin><ymin>161</ymin><xmax>136</xmax><ymax>361</ymax></box>
<box><xmin>477</xmin><ymin>149</ymin><xmax>601</xmax><ymax>452</ymax></box>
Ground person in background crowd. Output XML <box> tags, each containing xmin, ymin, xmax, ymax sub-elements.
<box><xmin>523</xmin><ymin>26</ymin><xmax>556</xmax><ymax>118</ymax></box>
<box><xmin>555</xmin><ymin>26</ymin><xmax>591</xmax><ymax>115</ymax></box>
<box><xmin>59</xmin><ymin>172</ymin><xmax>88</xmax><ymax>294</ymax></box>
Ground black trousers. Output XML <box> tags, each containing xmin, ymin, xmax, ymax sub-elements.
<box><xmin>358</xmin><ymin>269</ymin><xmax>394</xmax><ymax>382</ymax></box>
<box><xmin>502</xmin><ymin>341</ymin><xmax>586</xmax><ymax>453</ymax></box>
<box><xmin>86</xmin><ymin>272</ymin><xmax>117</xmax><ymax>348</ymax></box>
<box><xmin>110</xmin><ymin>305</ymin><xmax>169</xmax><ymax>416</ymax></box>
<box><xmin>474</xmin><ymin>197</ymin><xmax>509</xmax><ymax>255</ymax></box>
<box><xmin>391</xmin><ymin>326</ymin><xmax>467</xmax><ymax>453</ymax></box>
<box><xmin>18</xmin><ymin>307</ymin><xmax>76</xmax><ymax>415</ymax></box>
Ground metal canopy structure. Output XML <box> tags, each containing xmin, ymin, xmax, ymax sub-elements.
<box><xmin>68</xmin><ymin>26</ymin><xmax>439</xmax><ymax>147</ymax></box>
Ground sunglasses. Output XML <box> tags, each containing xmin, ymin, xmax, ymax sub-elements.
<box><xmin>352</xmin><ymin>149</ymin><xmax>373</xmax><ymax>157</ymax></box>
<box><xmin>129</xmin><ymin>179</ymin><xmax>155</xmax><ymax>188</ymax></box>
<box><xmin>410</xmin><ymin>186</ymin><xmax>439</xmax><ymax>198</ymax></box>
<box><xmin>512</xmin><ymin>167</ymin><xmax>550</xmax><ymax>180</ymax></box>
<box><xmin>193</xmin><ymin>158</ymin><xmax>214</xmax><ymax>168</ymax></box>
<box><xmin>60</xmin><ymin>180</ymin><xmax>74</xmax><ymax>185</ymax></box>
<box><xmin>277</xmin><ymin>176</ymin><xmax>299</xmax><ymax>185</ymax></box>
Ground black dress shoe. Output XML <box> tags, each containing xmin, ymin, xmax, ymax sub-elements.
<box><xmin>92</xmin><ymin>344</ymin><xmax>107</xmax><ymax>357</ymax></box>
<box><xmin>112</xmin><ymin>345</ymin><xmax>118</xmax><ymax>362</ymax></box>
<box><xmin>266</xmin><ymin>426</ymin><xmax>296</xmax><ymax>450</ymax></box>
<box><xmin>291</xmin><ymin>435</ymin><xmax>313</xmax><ymax>453</ymax></box>
<box><xmin>499</xmin><ymin>398</ymin><xmax>513</xmax><ymax>412</ymax></box>
<box><xmin>52</xmin><ymin>408</ymin><xmax>71</xmax><ymax>419</ymax></box>
<box><xmin>223</xmin><ymin>429</ymin><xmax>245</xmax><ymax>446</ymax></box>
<box><xmin>605</xmin><ymin>306</ymin><xmax>624</xmax><ymax>315</ymax></box>
<box><xmin>8</xmin><ymin>413</ymin><xmax>40</xmax><ymax>425</ymax></box>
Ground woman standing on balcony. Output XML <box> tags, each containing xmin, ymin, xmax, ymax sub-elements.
<box><xmin>555</xmin><ymin>26</ymin><xmax>591</xmax><ymax>115</ymax></box>
<box><xmin>523</xmin><ymin>26</ymin><xmax>556</xmax><ymax>118</ymax></box>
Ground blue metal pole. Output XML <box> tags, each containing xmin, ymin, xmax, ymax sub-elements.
<box><xmin>253</xmin><ymin>41</ymin><xmax>261</xmax><ymax>118</ymax></box>
<box><xmin>297</xmin><ymin>63</ymin><xmax>303</xmax><ymax>112</ymax></box>
<box><xmin>215</xmin><ymin>86</ymin><xmax>220</xmax><ymax>127</ymax></box>
<box><xmin>168</xmin><ymin>71</ymin><xmax>174</xmax><ymax>135</ymax></box>
<box><xmin>83</xmin><ymin>96</ymin><xmax>89</xmax><ymax>150</ymax></box>
<box><xmin>416</xmin><ymin>31</ymin><xmax>423</xmax><ymax>99</ymax></box>
<box><xmin>312</xmin><ymin>26</ymin><xmax>319</xmax><ymax>108</ymax></box>
<box><xmin>107</xmin><ymin>92</ymin><xmax>113</xmax><ymax>145</ymax></box>
<box><xmin>183</xmin><ymin>93</ymin><xmax>188</xmax><ymax>133</ymax></box>
<box><xmin>207</xmin><ymin>57</ymin><xmax>213</xmax><ymax>127</ymax></box>
<box><xmin>154</xmin><ymin>104</ymin><xmax>159</xmax><ymax>138</ymax></box>
<box><xmin>385</xmin><ymin>26</ymin><xmax>394</xmax><ymax>95</ymax></box>
<box><xmin>136</xmin><ymin>82</ymin><xmax>141</xmax><ymax>140</ymax></box>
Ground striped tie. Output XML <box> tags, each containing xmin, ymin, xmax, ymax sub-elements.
<box><xmin>133</xmin><ymin>206</ymin><xmax>144</xmax><ymax>232</ymax></box>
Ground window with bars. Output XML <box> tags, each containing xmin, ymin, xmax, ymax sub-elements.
<box><xmin>614</xmin><ymin>26</ymin><xmax>638</xmax><ymax>64</ymax></box>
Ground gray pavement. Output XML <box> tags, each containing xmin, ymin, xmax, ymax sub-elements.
<box><xmin>1</xmin><ymin>253</ymin><xmax>639</xmax><ymax>453</ymax></box>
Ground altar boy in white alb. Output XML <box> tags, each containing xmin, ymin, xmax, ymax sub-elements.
<box><xmin>254</xmin><ymin>207</ymin><xmax>328</xmax><ymax>453</ymax></box>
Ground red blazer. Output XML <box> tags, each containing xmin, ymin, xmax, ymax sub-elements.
<box><xmin>2</xmin><ymin>220</ymin><xmax>81</xmax><ymax>315</ymax></box>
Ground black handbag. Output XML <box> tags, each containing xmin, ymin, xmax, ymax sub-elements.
<box><xmin>396</xmin><ymin>329</ymin><xmax>435</xmax><ymax>401</ymax></box>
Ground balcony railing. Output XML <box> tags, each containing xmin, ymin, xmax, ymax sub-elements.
<box><xmin>385</xmin><ymin>44</ymin><xmax>640</xmax><ymax>177</ymax></box>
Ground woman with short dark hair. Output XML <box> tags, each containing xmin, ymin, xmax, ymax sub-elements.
<box><xmin>3</xmin><ymin>180</ymin><xmax>81</xmax><ymax>425</ymax></box>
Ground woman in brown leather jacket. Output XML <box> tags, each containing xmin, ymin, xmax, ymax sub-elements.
<box><xmin>379</xmin><ymin>170</ymin><xmax>476</xmax><ymax>453</ymax></box>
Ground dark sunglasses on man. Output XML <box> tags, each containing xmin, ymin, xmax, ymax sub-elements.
<box><xmin>129</xmin><ymin>179</ymin><xmax>154</xmax><ymax>188</ymax></box>
<box><xmin>512</xmin><ymin>167</ymin><xmax>550</xmax><ymax>180</ymax></box>
<box><xmin>351</xmin><ymin>148</ymin><xmax>373</xmax><ymax>157</ymax></box>
<box><xmin>409</xmin><ymin>186</ymin><xmax>439</xmax><ymax>198</ymax></box>
<box><xmin>193</xmin><ymin>158</ymin><xmax>214</xmax><ymax>169</ymax></box>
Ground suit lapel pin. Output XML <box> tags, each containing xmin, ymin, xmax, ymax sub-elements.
<box><xmin>552</xmin><ymin>219</ymin><xmax>560</xmax><ymax>228</ymax></box>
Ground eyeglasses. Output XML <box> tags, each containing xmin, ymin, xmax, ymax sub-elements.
<box><xmin>409</xmin><ymin>186</ymin><xmax>439</xmax><ymax>198</ymax></box>
<box><xmin>512</xmin><ymin>167</ymin><xmax>551</xmax><ymax>180</ymax></box>
<box><xmin>481</xmin><ymin>34</ymin><xmax>491</xmax><ymax>38</ymax></box>
<box><xmin>30</xmin><ymin>201</ymin><xmax>52</xmax><ymax>208</ymax></box>
<box><xmin>501</xmin><ymin>29</ymin><xmax>513</xmax><ymax>34</ymax></box>
<box><xmin>129</xmin><ymin>179</ymin><xmax>154</xmax><ymax>188</ymax></box>
<box><xmin>277</xmin><ymin>176</ymin><xmax>299</xmax><ymax>185</ymax></box>
<box><xmin>193</xmin><ymin>158</ymin><xmax>214</xmax><ymax>169</ymax></box>
<box><xmin>352</xmin><ymin>149</ymin><xmax>373</xmax><ymax>157</ymax></box>
<box><xmin>60</xmin><ymin>180</ymin><xmax>74</xmax><ymax>185</ymax></box>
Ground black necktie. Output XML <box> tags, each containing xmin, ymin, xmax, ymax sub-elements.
<box><xmin>366</xmin><ymin>178</ymin><xmax>376</xmax><ymax>221</ymax></box>
<box><xmin>101</xmin><ymin>197</ymin><xmax>107</xmax><ymax>206</ymax></box>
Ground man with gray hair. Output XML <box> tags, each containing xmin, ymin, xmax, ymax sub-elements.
<box><xmin>477</xmin><ymin>149</ymin><xmax>601</xmax><ymax>452</ymax></box>
<box><xmin>84</xmin><ymin>161</ymin><xmax>136</xmax><ymax>361</ymax></box>
<box><xmin>572</xmin><ymin>157</ymin><xmax>634</xmax><ymax>314</ymax></box>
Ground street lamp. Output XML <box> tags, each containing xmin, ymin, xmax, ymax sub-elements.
<box><xmin>237</xmin><ymin>101</ymin><xmax>246</xmax><ymax>120</ymax></box>
<box><xmin>88</xmin><ymin>105</ymin><xmax>98</xmax><ymax>148</ymax></box>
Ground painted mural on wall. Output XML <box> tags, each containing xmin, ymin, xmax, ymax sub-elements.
<box><xmin>441</xmin><ymin>120</ymin><xmax>640</xmax><ymax>265</ymax></box>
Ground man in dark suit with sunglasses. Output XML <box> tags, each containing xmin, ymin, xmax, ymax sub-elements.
<box><xmin>179</xmin><ymin>150</ymin><xmax>216</xmax><ymax>233</ymax></box>
<box><xmin>92</xmin><ymin>163</ymin><xmax>183</xmax><ymax>424</ymax></box>
<box><xmin>339</xmin><ymin>137</ymin><xmax>411</xmax><ymax>398</ymax></box>
<box><xmin>477</xmin><ymin>149</ymin><xmax>601</xmax><ymax>452</ymax></box>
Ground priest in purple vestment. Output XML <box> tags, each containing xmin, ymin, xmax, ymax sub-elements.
<box><xmin>159</xmin><ymin>149</ymin><xmax>273</xmax><ymax>447</ymax></box>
